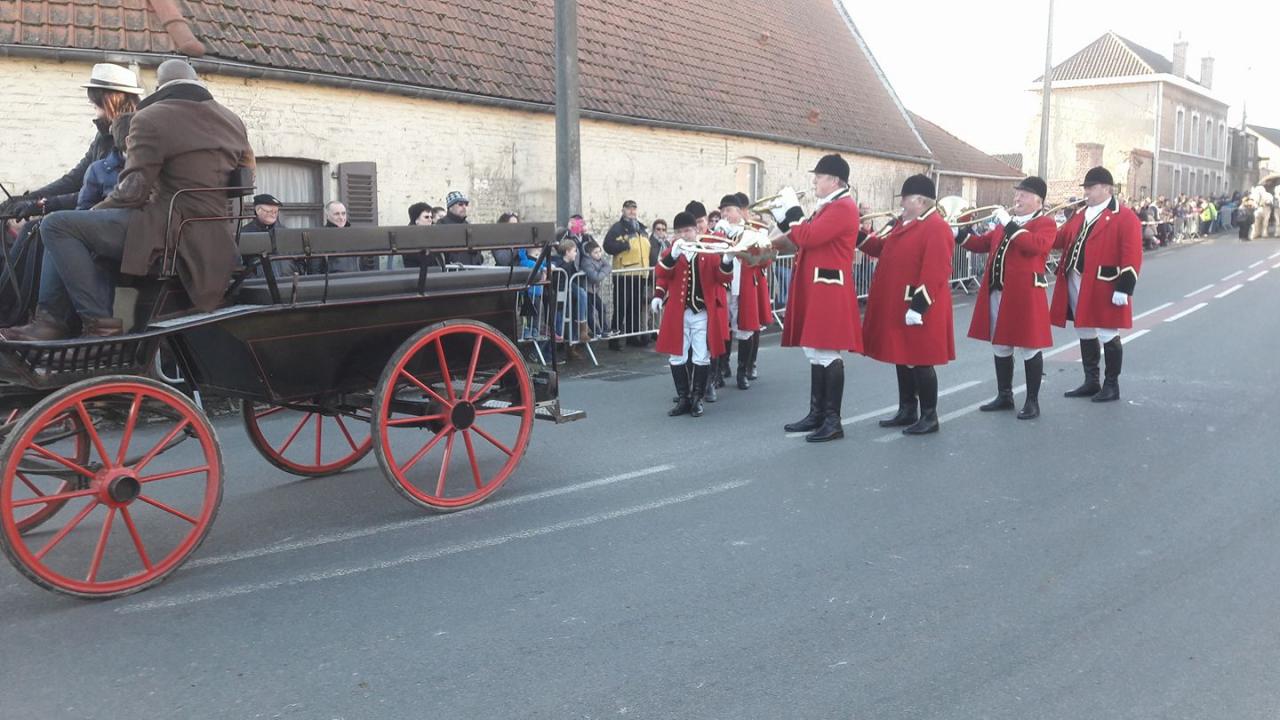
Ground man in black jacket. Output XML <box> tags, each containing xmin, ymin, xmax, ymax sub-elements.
<box><xmin>440</xmin><ymin>191</ymin><xmax>484</xmax><ymax>265</ymax></box>
<box><xmin>240</xmin><ymin>193</ymin><xmax>301</xmax><ymax>277</ymax></box>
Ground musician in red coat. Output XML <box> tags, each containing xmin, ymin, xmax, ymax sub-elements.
<box><xmin>770</xmin><ymin>154</ymin><xmax>862</xmax><ymax>443</ymax></box>
<box><xmin>1050</xmin><ymin>166</ymin><xmax>1142</xmax><ymax>403</ymax></box>
<box><xmin>714</xmin><ymin>192</ymin><xmax>773</xmax><ymax>391</ymax></box>
<box><xmin>651</xmin><ymin>211</ymin><xmax>733</xmax><ymax>417</ymax></box>
<box><xmin>956</xmin><ymin>176</ymin><xmax>1056</xmax><ymax>420</ymax></box>
<box><xmin>858</xmin><ymin>174</ymin><xmax>955</xmax><ymax>435</ymax></box>
<box><xmin>683</xmin><ymin>200</ymin><xmax>725</xmax><ymax>403</ymax></box>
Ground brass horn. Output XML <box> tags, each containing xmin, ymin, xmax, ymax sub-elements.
<box><xmin>1046</xmin><ymin>197</ymin><xmax>1088</xmax><ymax>216</ymax></box>
<box><xmin>748</xmin><ymin>186</ymin><xmax>807</xmax><ymax>214</ymax></box>
<box><xmin>937</xmin><ymin>195</ymin><xmax>1007</xmax><ymax>227</ymax></box>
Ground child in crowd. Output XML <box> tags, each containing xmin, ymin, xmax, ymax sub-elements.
<box><xmin>579</xmin><ymin>238</ymin><xmax>612</xmax><ymax>338</ymax></box>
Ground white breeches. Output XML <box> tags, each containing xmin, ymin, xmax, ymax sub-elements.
<box><xmin>668</xmin><ymin>308</ymin><xmax>711</xmax><ymax>366</ymax></box>
<box><xmin>989</xmin><ymin>290</ymin><xmax>1040</xmax><ymax>360</ymax></box>
<box><xmin>802</xmin><ymin>347</ymin><xmax>842</xmax><ymax>367</ymax></box>
<box><xmin>1067</xmin><ymin>272</ymin><xmax>1118</xmax><ymax>342</ymax></box>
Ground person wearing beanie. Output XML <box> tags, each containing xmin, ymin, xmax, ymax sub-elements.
<box><xmin>439</xmin><ymin>191</ymin><xmax>483</xmax><ymax>265</ymax></box>
<box><xmin>603</xmin><ymin>199</ymin><xmax>651</xmax><ymax>349</ymax></box>
<box><xmin>859</xmin><ymin>173</ymin><xmax>955</xmax><ymax>435</ymax></box>
<box><xmin>955</xmin><ymin>176</ymin><xmax>1055</xmax><ymax>419</ymax></box>
<box><xmin>771</xmin><ymin>153</ymin><xmax>863</xmax><ymax>442</ymax></box>
<box><xmin>651</xmin><ymin>211</ymin><xmax>733</xmax><ymax>418</ymax></box>
<box><xmin>1050</xmin><ymin>166</ymin><xmax>1142</xmax><ymax>403</ymax></box>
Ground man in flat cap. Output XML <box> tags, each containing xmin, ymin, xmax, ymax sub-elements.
<box><xmin>772</xmin><ymin>154</ymin><xmax>863</xmax><ymax>442</ymax></box>
<box><xmin>956</xmin><ymin>176</ymin><xmax>1056</xmax><ymax>419</ymax></box>
<box><xmin>859</xmin><ymin>174</ymin><xmax>955</xmax><ymax>435</ymax></box>
<box><xmin>1050</xmin><ymin>166</ymin><xmax>1142</xmax><ymax>403</ymax></box>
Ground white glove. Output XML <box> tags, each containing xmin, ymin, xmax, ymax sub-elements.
<box><xmin>717</xmin><ymin>221</ymin><xmax>744</xmax><ymax>240</ymax></box>
<box><xmin>769</xmin><ymin>205</ymin><xmax>789</xmax><ymax>224</ymax></box>
<box><xmin>669</xmin><ymin>240</ymin><xmax>688</xmax><ymax>260</ymax></box>
<box><xmin>1111</xmin><ymin>291</ymin><xmax>1129</xmax><ymax>307</ymax></box>
<box><xmin>905</xmin><ymin>309</ymin><xmax>924</xmax><ymax>326</ymax></box>
<box><xmin>650</xmin><ymin>297</ymin><xmax>663</xmax><ymax>315</ymax></box>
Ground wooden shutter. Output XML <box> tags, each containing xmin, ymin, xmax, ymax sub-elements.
<box><xmin>337</xmin><ymin>161</ymin><xmax>378</xmax><ymax>225</ymax></box>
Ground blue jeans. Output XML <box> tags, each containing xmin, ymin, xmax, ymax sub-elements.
<box><xmin>38</xmin><ymin>208</ymin><xmax>131</xmax><ymax>320</ymax></box>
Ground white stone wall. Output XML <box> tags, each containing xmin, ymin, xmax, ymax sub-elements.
<box><xmin>0</xmin><ymin>57</ymin><xmax>925</xmax><ymax>231</ymax></box>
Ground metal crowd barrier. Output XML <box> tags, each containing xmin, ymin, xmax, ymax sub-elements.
<box><xmin>517</xmin><ymin>265</ymin><xmax>600</xmax><ymax>367</ymax></box>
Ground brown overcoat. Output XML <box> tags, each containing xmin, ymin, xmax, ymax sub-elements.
<box><xmin>98</xmin><ymin>84</ymin><xmax>255</xmax><ymax>310</ymax></box>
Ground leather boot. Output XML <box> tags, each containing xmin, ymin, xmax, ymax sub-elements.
<box><xmin>806</xmin><ymin>359</ymin><xmax>845</xmax><ymax>442</ymax></box>
<box><xmin>81</xmin><ymin>316</ymin><xmax>124</xmax><ymax>338</ymax></box>
<box><xmin>720</xmin><ymin>340</ymin><xmax>732</xmax><ymax>379</ymax></box>
<box><xmin>879</xmin><ymin>364</ymin><xmax>918</xmax><ymax>427</ymax></box>
<box><xmin>0</xmin><ymin>307</ymin><xmax>71</xmax><ymax>341</ymax></box>
<box><xmin>704</xmin><ymin>371</ymin><xmax>719</xmax><ymax>402</ymax></box>
<box><xmin>903</xmin><ymin>366</ymin><xmax>940</xmax><ymax>435</ymax></box>
<box><xmin>747</xmin><ymin>331</ymin><xmax>760</xmax><ymax>380</ymax></box>
<box><xmin>668</xmin><ymin>364</ymin><xmax>692</xmax><ymax>417</ymax></box>
<box><xmin>784</xmin><ymin>364</ymin><xmax>825</xmax><ymax>432</ymax></box>
<box><xmin>1092</xmin><ymin>337</ymin><xmax>1122</xmax><ymax>402</ymax></box>
<box><xmin>980</xmin><ymin>355</ymin><xmax>1016</xmax><ymax>411</ymax></box>
<box><xmin>735</xmin><ymin>338</ymin><xmax>751</xmax><ymax>390</ymax></box>
<box><xmin>690</xmin><ymin>364</ymin><xmax>709</xmax><ymax>417</ymax></box>
<box><xmin>578</xmin><ymin>321</ymin><xmax>592</xmax><ymax>343</ymax></box>
<box><xmin>1019</xmin><ymin>352</ymin><xmax>1043</xmax><ymax>419</ymax></box>
<box><xmin>1064</xmin><ymin>338</ymin><xmax>1102</xmax><ymax>397</ymax></box>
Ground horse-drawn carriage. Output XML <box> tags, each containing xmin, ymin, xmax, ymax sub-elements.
<box><xmin>0</xmin><ymin>189</ymin><xmax>581</xmax><ymax>598</ymax></box>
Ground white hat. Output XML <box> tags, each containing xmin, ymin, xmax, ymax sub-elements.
<box><xmin>80</xmin><ymin>63</ymin><xmax>143</xmax><ymax>95</ymax></box>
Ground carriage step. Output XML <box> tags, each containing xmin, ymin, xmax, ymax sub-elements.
<box><xmin>476</xmin><ymin>398</ymin><xmax>586</xmax><ymax>424</ymax></box>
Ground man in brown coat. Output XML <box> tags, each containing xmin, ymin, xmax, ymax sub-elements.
<box><xmin>2</xmin><ymin>59</ymin><xmax>254</xmax><ymax>340</ymax></box>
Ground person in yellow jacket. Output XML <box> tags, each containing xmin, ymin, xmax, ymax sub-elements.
<box><xmin>1199</xmin><ymin>199</ymin><xmax>1217</xmax><ymax>236</ymax></box>
<box><xmin>603</xmin><ymin>200</ymin><xmax>653</xmax><ymax>348</ymax></box>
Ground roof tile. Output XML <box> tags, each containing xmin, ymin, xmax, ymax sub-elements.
<box><xmin>909</xmin><ymin>112</ymin><xmax>1022</xmax><ymax>179</ymax></box>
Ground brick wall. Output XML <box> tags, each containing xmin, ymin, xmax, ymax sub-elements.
<box><xmin>0</xmin><ymin>57</ymin><xmax>925</xmax><ymax>232</ymax></box>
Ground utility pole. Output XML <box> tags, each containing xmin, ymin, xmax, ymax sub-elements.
<box><xmin>554</xmin><ymin>0</ymin><xmax>582</xmax><ymax>227</ymax></box>
<box><xmin>1037</xmin><ymin>0</ymin><xmax>1054</xmax><ymax>178</ymax></box>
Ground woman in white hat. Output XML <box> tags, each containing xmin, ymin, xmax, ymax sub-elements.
<box><xmin>0</xmin><ymin>63</ymin><xmax>142</xmax><ymax>219</ymax></box>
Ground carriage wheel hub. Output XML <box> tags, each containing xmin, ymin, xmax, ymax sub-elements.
<box><xmin>450</xmin><ymin>402</ymin><xmax>476</xmax><ymax>430</ymax></box>
<box><xmin>105</xmin><ymin>472</ymin><xmax>142</xmax><ymax>504</ymax></box>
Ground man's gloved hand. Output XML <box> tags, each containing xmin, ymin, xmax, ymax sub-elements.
<box><xmin>1111</xmin><ymin>291</ymin><xmax>1129</xmax><ymax>307</ymax></box>
<box><xmin>905</xmin><ymin>309</ymin><xmax>924</xmax><ymax>326</ymax></box>
<box><xmin>775</xmin><ymin>206</ymin><xmax>804</xmax><ymax>231</ymax></box>
<box><xmin>650</xmin><ymin>297</ymin><xmax>663</xmax><ymax>315</ymax></box>
<box><xmin>670</xmin><ymin>240</ymin><xmax>689</xmax><ymax>260</ymax></box>
<box><xmin>4</xmin><ymin>197</ymin><xmax>42</xmax><ymax>219</ymax></box>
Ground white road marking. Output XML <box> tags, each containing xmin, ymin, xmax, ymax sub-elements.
<box><xmin>1273</xmin><ymin>262</ymin><xmax>1280</xmax><ymax>270</ymax></box>
<box><xmin>121</xmin><ymin>480</ymin><xmax>751</xmax><ymax>613</ymax></box>
<box><xmin>1248</xmin><ymin>260</ymin><xmax>1265</xmax><ymax>269</ymax></box>
<box><xmin>1270</xmin><ymin>251</ymin><xmax>1280</xmax><ymax>259</ymax></box>
<box><xmin>1215</xmin><ymin>284</ymin><xmax>1243</xmax><ymax>299</ymax></box>
<box><xmin>1132</xmin><ymin>302</ymin><xmax>1175</xmax><ymax>321</ymax></box>
<box><xmin>1164</xmin><ymin>303</ymin><xmax>1208</xmax><ymax>322</ymax></box>
<box><xmin>1247</xmin><ymin>270</ymin><xmax>1268</xmax><ymax>282</ymax></box>
<box><xmin>785</xmin><ymin>381</ymin><xmax>981</xmax><ymax>438</ymax></box>
<box><xmin>875</xmin><ymin>385</ymin><xmax>1028</xmax><ymax>443</ymax></box>
<box><xmin>186</xmin><ymin>465</ymin><xmax>675</xmax><ymax>569</ymax></box>
<box><xmin>1221</xmin><ymin>270</ymin><xmax>1243</xmax><ymax>281</ymax></box>
<box><xmin>1183</xmin><ymin>284</ymin><xmax>1214</xmax><ymax>298</ymax></box>
<box><xmin>1042</xmin><ymin>341</ymin><xmax>1078</xmax><ymax>359</ymax></box>
<box><xmin>1123</xmin><ymin>329</ymin><xmax>1150</xmax><ymax>343</ymax></box>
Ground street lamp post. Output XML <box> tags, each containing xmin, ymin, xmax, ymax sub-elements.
<box><xmin>554</xmin><ymin>0</ymin><xmax>582</xmax><ymax>228</ymax></box>
<box><xmin>1037</xmin><ymin>0</ymin><xmax>1054</xmax><ymax>178</ymax></box>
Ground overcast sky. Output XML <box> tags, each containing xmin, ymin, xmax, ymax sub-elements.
<box><xmin>846</xmin><ymin>0</ymin><xmax>1280</xmax><ymax>155</ymax></box>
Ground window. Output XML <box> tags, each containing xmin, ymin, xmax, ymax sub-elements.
<box><xmin>735</xmin><ymin>158</ymin><xmax>763</xmax><ymax>202</ymax></box>
<box><xmin>1204</xmin><ymin>120</ymin><xmax>1212</xmax><ymax>159</ymax></box>
<box><xmin>255</xmin><ymin>158</ymin><xmax>325</xmax><ymax>227</ymax></box>
<box><xmin>1173</xmin><ymin>168</ymin><xmax>1181</xmax><ymax>195</ymax></box>
<box><xmin>1191</xmin><ymin>114</ymin><xmax>1200</xmax><ymax>155</ymax></box>
<box><xmin>1175</xmin><ymin>109</ymin><xmax>1185</xmax><ymax>152</ymax></box>
<box><xmin>1218</xmin><ymin>122</ymin><xmax>1226</xmax><ymax>160</ymax></box>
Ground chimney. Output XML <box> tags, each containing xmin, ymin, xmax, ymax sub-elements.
<box><xmin>1172</xmin><ymin>37</ymin><xmax>1188</xmax><ymax>78</ymax></box>
<box><xmin>1200</xmin><ymin>56</ymin><xmax>1214</xmax><ymax>89</ymax></box>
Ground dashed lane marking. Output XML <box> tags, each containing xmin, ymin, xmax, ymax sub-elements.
<box><xmin>874</xmin><ymin>384</ymin><xmax>1028</xmax><ymax>443</ymax></box>
<box><xmin>120</xmin><ymin>480</ymin><xmax>751</xmax><ymax>613</ymax></box>
<box><xmin>1164</xmin><ymin>303</ymin><xmax>1209</xmax><ymax>322</ymax></box>
<box><xmin>1222</xmin><ymin>271</ymin><xmax>1244</xmax><ymax>281</ymax></box>
<box><xmin>1248</xmin><ymin>260</ymin><xmax>1266</xmax><ymax>269</ymax></box>
<box><xmin>1183</xmin><ymin>284</ymin><xmax>1214</xmax><ymax>298</ymax></box>
<box><xmin>1215</xmin><ymin>284</ymin><xmax>1243</xmax><ymax>299</ymax></box>
<box><xmin>1132</xmin><ymin>301</ymin><xmax>1175</xmax><ymax>321</ymax></box>
<box><xmin>1247</xmin><ymin>270</ymin><xmax>1268</xmax><ymax>282</ymax></box>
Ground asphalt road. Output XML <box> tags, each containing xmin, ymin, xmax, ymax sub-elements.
<box><xmin>2</xmin><ymin>234</ymin><xmax>1279</xmax><ymax>719</ymax></box>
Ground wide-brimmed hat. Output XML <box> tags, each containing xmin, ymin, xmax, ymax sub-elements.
<box><xmin>81</xmin><ymin>63</ymin><xmax>143</xmax><ymax>95</ymax></box>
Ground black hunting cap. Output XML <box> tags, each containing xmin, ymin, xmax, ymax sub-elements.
<box><xmin>896</xmin><ymin>174</ymin><xmax>936</xmax><ymax>200</ymax></box>
<box><xmin>1014</xmin><ymin>176</ymin><xmax>1048</xmax><ymax>200</ymax></box>
<box><xmin>684</xmin><ymin>200</ymin><xmax>708</xmax><ymax>219</ymax></box>
<box><xmin>672</xmin><ymin>211</ymin><xmax>696</xmax><ymax>230</ymax></box>
<box><xmin>810</xmin><ymin>154</ymin><xmax>850</xmax><ymax>183</ymax></box>
<box><xmin>1081</xmin><ymin>166</ymin><xmax>1115</xmax><ymax>187</ymax></box>
<box><xmin>719</xmin><ymin>193</ymin><xmax>744</xmax><ymax>209</ymax></box>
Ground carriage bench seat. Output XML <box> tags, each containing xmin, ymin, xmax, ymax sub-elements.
<box><xmin>235</xmin><ymin>266</ymin><xmax>534</xmax><ymax>305</ymax></box>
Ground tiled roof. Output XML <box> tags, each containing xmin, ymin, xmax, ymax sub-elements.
<box><xmin>1248</xmin><ymin>125</ymin><xmax>1280</xmax><ymax>148</ymax></box>
<box><xmin>908</xmin><ymin>112</ymin><xmax>1021</xmax><ymax>179</ymax></box>
<box><xmin>993</xmin><ymin>153</ymin><xmax>1023</xmax><ymax>171</ymax></box>
<box><xmin>1037</xmin><ymin>32</ymin><xmax>1173</xmax><ymax>83</ymax></box>
<box><xmin>0</xmin><ymin>0</ymin><xmax>931</xmax><ymax>160</ymax></box>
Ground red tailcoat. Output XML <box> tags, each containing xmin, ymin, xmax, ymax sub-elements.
<box><xmin>961</xmin><ymin>213</ymin><xmax>1056</xmax><ymax>348</ymax></box>
<box><xmin>859</xmin><ymin>206</ymin><xmax>956</xmax><ymax>366</ymax></box>
<box><xmin>1049</xmin><ymin>197</ymin><xmax>1142</xmax><ymax>329</ymax></box>
<box><xmin>735</xmin><ymin>261</ymin><xmax>773</xmax><ymax>333</ymax></box>
<box><xmin>781</xmin><ymin>193</ymin><xmax>863</xmax><ymax>352</ymax></box>
<box><xmin>652</xmin><ymin>247</ymin><xmax>733</xmax><ymax>357</ymax></box>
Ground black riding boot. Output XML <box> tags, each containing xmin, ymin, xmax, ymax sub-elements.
<box><xmin>980</xmin><ymin>355</ymin><xmax>1016</xmax><ymax>411</ymax></box>
<box><xmin>784</xmin><ymin>364</ymin><xmax>825</xmax><ymax>432</ymax></box>
<box><xmin>704</xmin><ymin>364</ymin><xmax>719</xmax><ymax>402</ymax></box>
<box><xmin>806</xmin><ymin>360</ymin><xmax>845</xmax><ymax>442</ymax></box>
<box><xmin>690</xmin><ymin>364</ymin><xmax>709</xmax><ymax>417</ymax></box>
<box><xmin>668</xmin><ymin>364</ymin><xmax>692</xmax><ymax>417</ymax></box>
<box><xmin>747</xmin><ymin>331</ymin><xmax>760</xmax><ymax>380</ymax></box>
<box><xmin>1092</xmin><ymin>337</ymin><xmax>1123</xmax><ymax>402</ymax></box>
<box><xmin>1064</xmin><ymin>338</ymin><xmax>1102</xmax><ymax>397</ymax></box>
<box><xmin>1019</xmin><ymin>352</ymin><xmax>1043</xmax><ymax>419</ymax></box>
<box><xmin>903</xmin><ymin>366</ymin><xmax>940</xmax><ymax>435</ymax></box>
<box><xmin>719</xmin><ymin>340</ymin><xmax>732</xmax><ymax>381</ymax></box>
<box><xmin>736</xmin><ymin>338</ymin><xmax>751</xmax><ymax>390</ymax></box>
<box><xmin>878</xmin><ymin>364</ymin><xmax>919</xmax><ymax>427</ymax></box>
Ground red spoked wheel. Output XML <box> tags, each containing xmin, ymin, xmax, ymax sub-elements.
<box><xmin>373</xmin><ymin>320</ymin><xmax>533</xmax><ymax>512</ymax></box>
<box><xmin>242</xmin><ymin>402</ymin><xmax>373</xmax><ymax>477</ymax></box>
<box><xmin>8</xmin><ymin>408</ymin><xmax>90</xmax><ymax>536</ymax></box>
<box><xmin>0</xmin><ymin>376</ymin><xmax>223</xmax><ymax>598</ymax></box>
